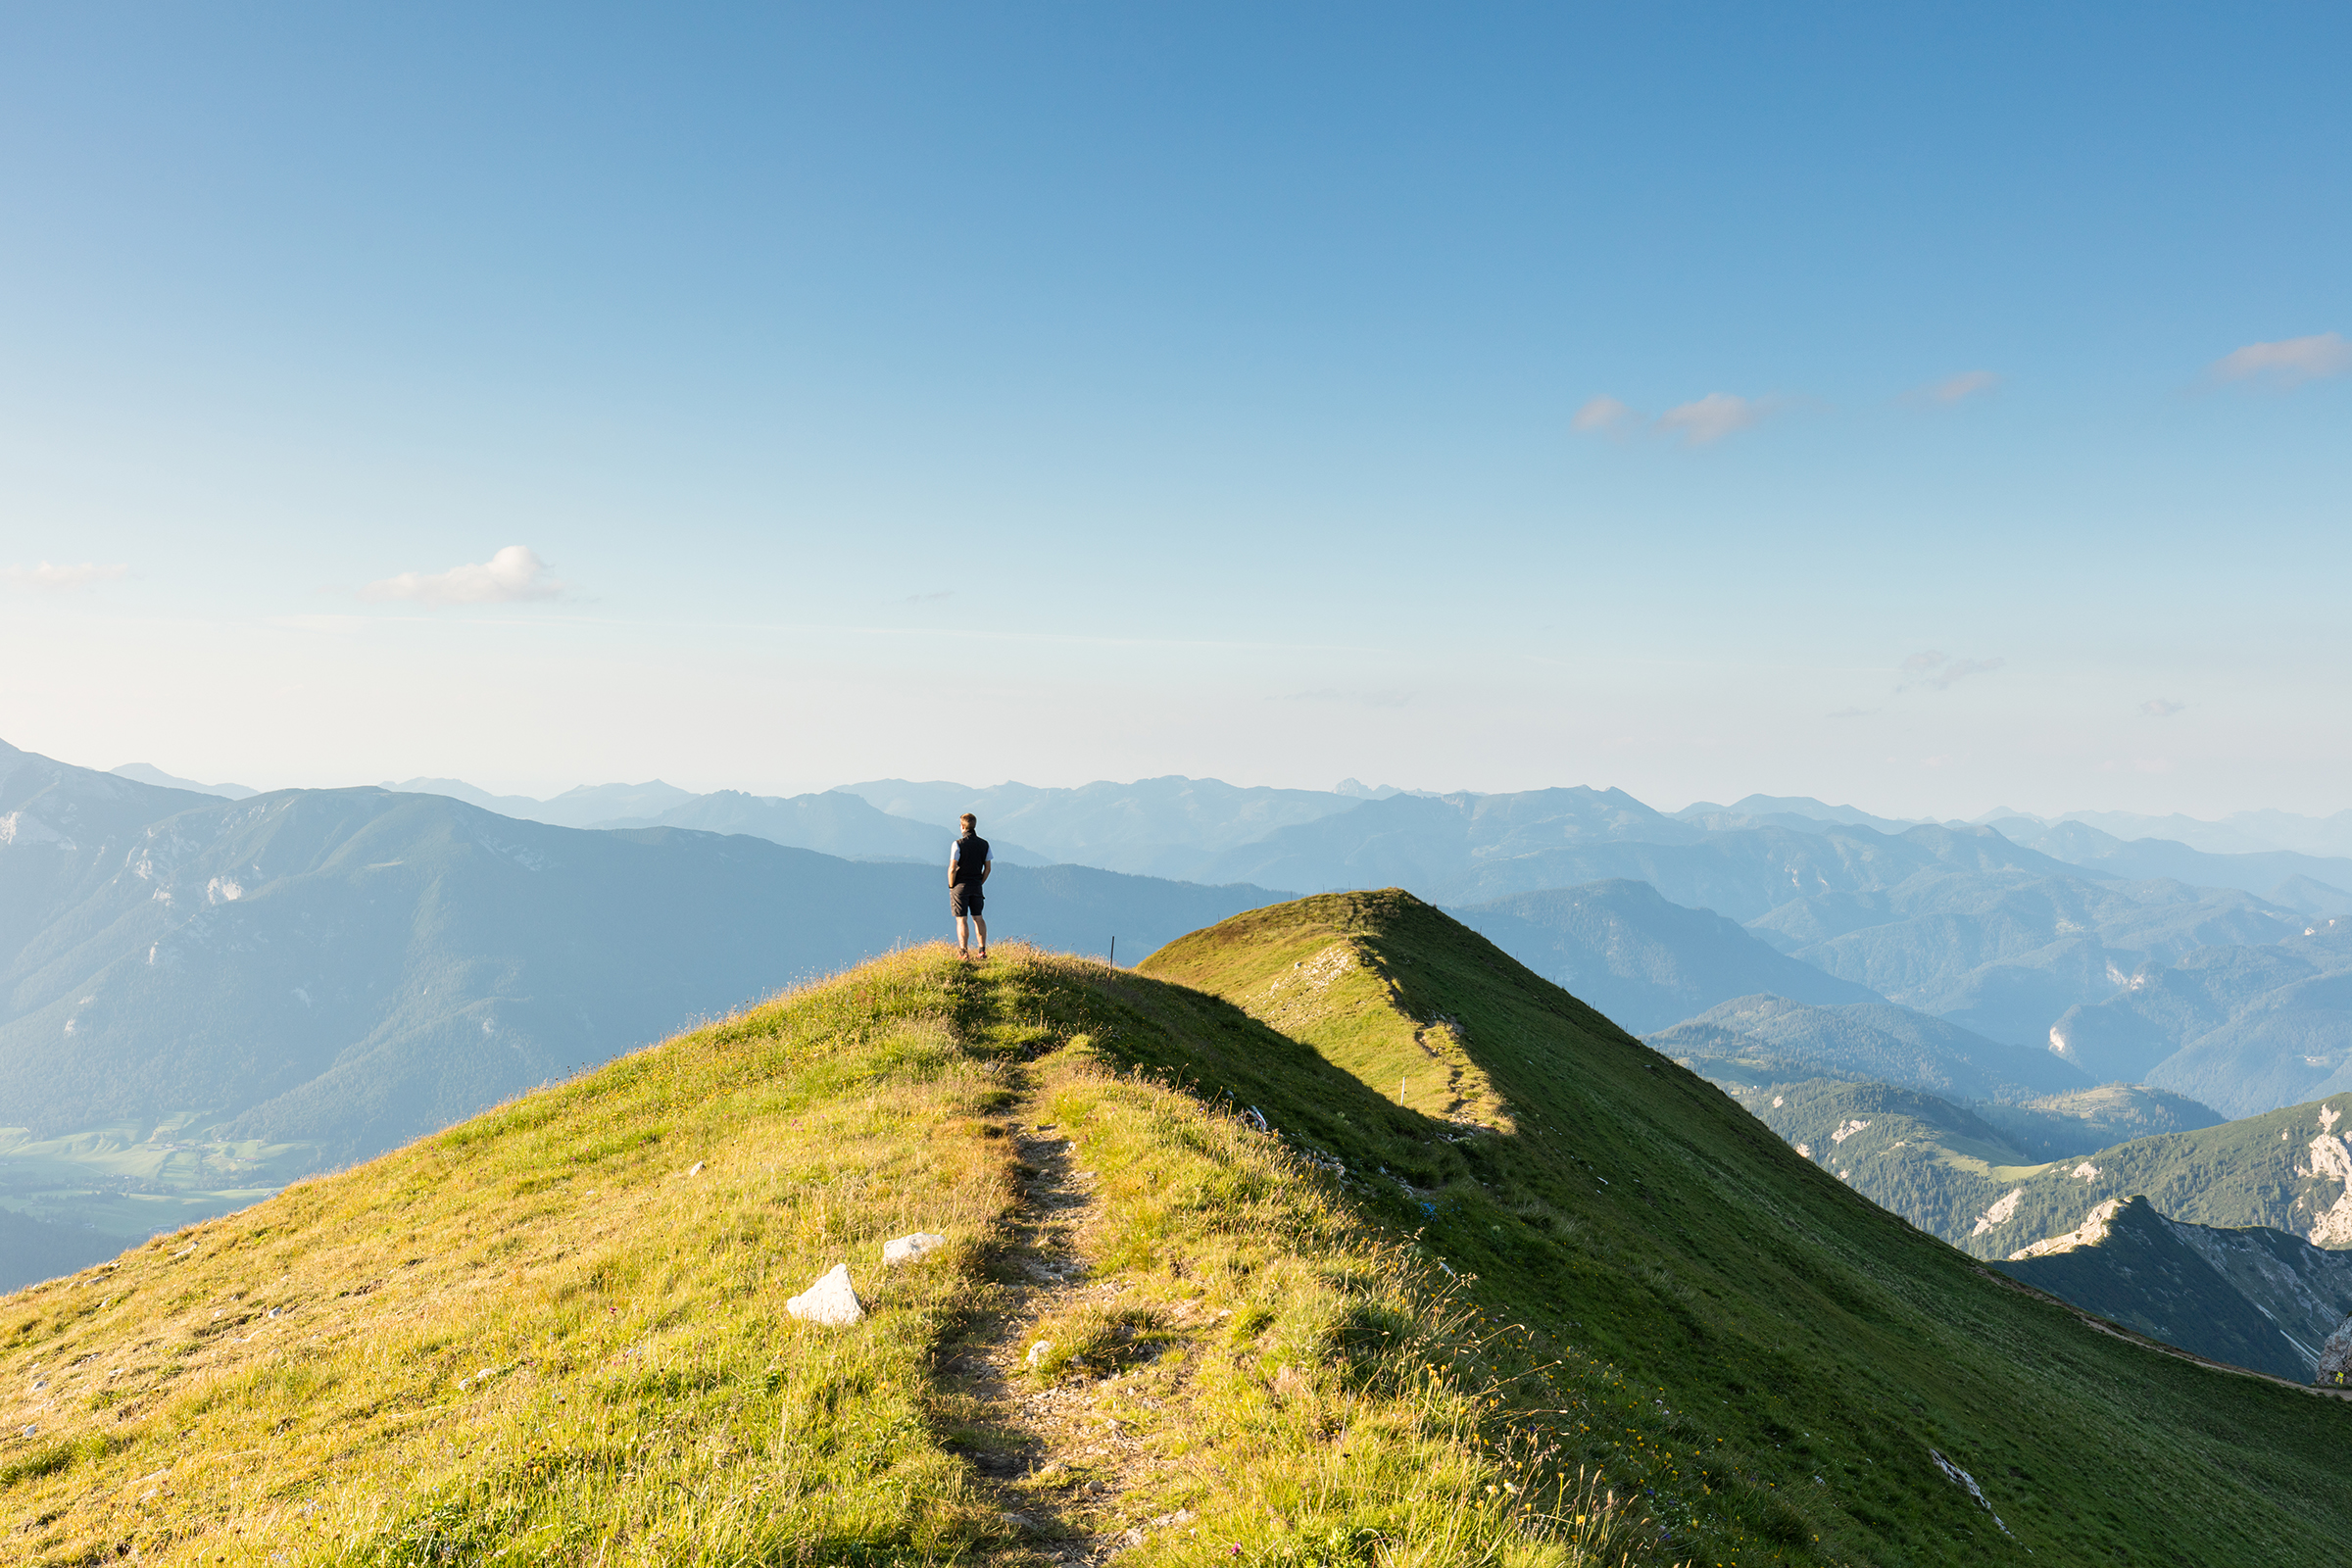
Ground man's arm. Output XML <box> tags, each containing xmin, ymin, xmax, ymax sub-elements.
<box><xmin>981</xmin><ymin>856</ymin><xmax>992</xmax><ymax>883</ymax></box>
<box><xmin>948</xmin><ymin>843</ymin><xmax>958</xmax><ymax>886</ymax></box>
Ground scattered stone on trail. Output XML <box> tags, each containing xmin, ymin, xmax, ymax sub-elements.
<box><xmin>883</xmin><ymin>1232</ymin><xmax>947</xmax><ymax>1266</ymax></box>
<box><xmin>1026</xmin><ymin>1339</ymin><xmax>1054</xmax><ymax>1368</ymax></box>
<box><xmin>2316</xmin><ymin>1314</ymin><xmax>2352</xmax><ymax>1386</ymax></box>
<box><xmin>788</xmin><ymin>1264</ymin><xmax>864</xmax><ymax>1326</ymax></box>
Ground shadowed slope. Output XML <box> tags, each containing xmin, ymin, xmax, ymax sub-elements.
<box><xmin>1143</xmin><ymin>892</ymin><xmax>2352</xmax><ymax>1565</ymax></box>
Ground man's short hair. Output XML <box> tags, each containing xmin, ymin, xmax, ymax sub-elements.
<box><xmin>959</xmin><ymin>812</ymin><xmax>977</xmax><ymax>830</ymax></box>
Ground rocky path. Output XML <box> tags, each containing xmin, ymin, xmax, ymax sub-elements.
<box><xmin>942</xmin><ymin>1086</ymin><xmax>1150</xmax><ymax>1565</ymax></box>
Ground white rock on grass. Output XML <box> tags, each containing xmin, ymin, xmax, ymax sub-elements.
<box><xmin>882</xmin><ymin>1232</ymin><xmax>947</xmax><ymax>1266</ymax></box>
<box><xmin>787</xmin><ymin>1264</ymin><xmax>864</xmax><ymax>1327</ymax></box>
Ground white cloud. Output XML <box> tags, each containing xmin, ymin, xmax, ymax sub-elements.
<box><xmin>2208</xmin><ymin>332</ymin><xmax>2351</xmax><ymax>389</ymax></box>
<box><xmin>1655</xmin><ymin>392</ymin><xmax>1778</xmax><ymax>447</ymax></box>
<box><xmin>1</xmin><ymin>562</ymin><xmax>128</xmax><ymax>591</ymax></box>
<box><xmin>1897</xmin><ymin>651</ymin><xmax>2004</xmax><ymax>692</ymax></box>
<box><xmin>362</xmin><ymin>546</ymin><xmax>564</xmax><ymax>606</ymax></box>
<box><xmin>2141</xmin><ymin>698</ymin><xmax>2186</xmax><ymax>718</ymax></box>
<box><xmin>1905</xmin><ymin>369</ymin><xmax>2000</xmax><ymax>407</ymax></box>
<box><xmin>1571</xmin><ymin>395</ymin><xmax>1639</xmax><ymax>436</ymax></box>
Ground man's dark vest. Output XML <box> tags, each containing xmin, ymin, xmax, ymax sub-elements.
<box><xmin>951</xmin><ymin>835</ymin><xmax>990</xmax><ymax>885</ymax></box>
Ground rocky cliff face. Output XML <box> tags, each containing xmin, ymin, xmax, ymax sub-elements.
<box><xmin>1995</xmin><ymin>1195</ymin><xmax>2352</xmax><ymax>1381</ymax></box>
<box><xmin>2317</xmin><ymin>1317</ymin><xmax>2352</xmax><ymax>1388</ymax></box>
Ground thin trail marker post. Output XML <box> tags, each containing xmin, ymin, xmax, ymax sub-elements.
<box><xmin>1109</xmin><ymin>936</ymin><xmax>1116</xmax><ymax>967</ymax></box>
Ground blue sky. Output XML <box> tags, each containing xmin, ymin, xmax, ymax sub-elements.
<box><xmin>2</xmin><ymin>5</ymin><xmax>2346</xmax><ymax>817</ymax></box>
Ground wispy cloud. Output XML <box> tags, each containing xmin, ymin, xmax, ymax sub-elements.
<box><xmin>2207</xmin><ymin>332</ymin><xmax>2351</xmax><ymax>389</ymax></box>
<box><xmin>1825</xmin><ymin>707</ymin><xmax>1881</xmax><ymax>719</ymax></box>
<box><xmin>1897</xmin><ymin>650</ymin><xmax>2004</xmax><ymax>692</ymax></box>
<box><xmin>361</xmin><ymin>546</ymin><xmax>565</xmax><ymax>607</ymax></box>
<box><xmin>1571</xmin><ymin>391</ymin><xmax>1787</xmax><ymax>447</ymax></box>
<box><xmin>1655</xmin><ymin>392</ymin><xmax>1781</xmax><ymax>446</ymax></box>
<box><xmin>1903</xmin><ymin>369</ymin><xmax>2000</xmax><ymax>407</ymax></box>
<box><xmin>2</xmin><ymin>561</ymin><xmax>128</xmax><ymax>592</ymax></box>
<box><xmin>2141</xmin><ymin>698</ymin><xmax>2186</xmax><ymax>718</ymax></box>
<box><xmin>1571</xmin><ymin>395</ymin><xmax>1640</xmax><ymax>437</ymax></box>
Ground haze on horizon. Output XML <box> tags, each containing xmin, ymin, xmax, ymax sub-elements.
<box><xmin>2</xmin><ymin>7</ymin><xmax>2346</xmax><ymax>822</ymax></box>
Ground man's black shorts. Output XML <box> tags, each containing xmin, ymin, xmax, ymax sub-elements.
<box><xmin>951</xmin><ymin>884</ymin><xmax>984</xmax><ymax>917</ymax></box>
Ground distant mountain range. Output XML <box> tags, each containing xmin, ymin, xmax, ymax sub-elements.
<box><xmin>59</xmin><ymin>762</ymin><xmax>2352</xmax><ymax>1123</ymax></box>
<box><xmin>377</xmin><ymin>775</ymin><xmax>702</xmax><ymax>829</ymax></box>
<box><xmin>1446</xmin><ymin>881</ymin><xmax>1883</xmax><ymax>1033</ymax></box>
<box><xmin>1746</xmin><ymin>867</ymin><xmax>2305</xmax><ymax>1046</ymax></box>
<box><xmin>587</xmin><ymin>788</ymin><xmax>1053</xmax><ymax>864</ymax></box>
<box><xmin>1650</xmin><ymin>994</ymin><xmax>2101</xmax><ymax>1103</ymax></box>
<box><xmin>1985</xmin><ymin>814</ymin><xmax>2352</xmax><ymax>914</ymax></box>
<box><xmin>1988</xmin><ymin>806</ymin><xmax>2352</xmax><ymax>862</ymax></box>
<box><xmin>64</xmin><ymin>762</ymin><xmax>2352</xmax><ymax>1101</ymax></box>
<box><xmin>835</xmin><ymin>776</ymin><xmax>1369</xmax><ymax>878</ymax></box>
<box><xmin>2041</xmin><ymin>922</ymin><xmax>2352</xmax><ymax>1117</ymax></box>
<box><xmin>110</xmin><ymin>762</ymin><xmax>261</xmax><ymax>800</ymax></box>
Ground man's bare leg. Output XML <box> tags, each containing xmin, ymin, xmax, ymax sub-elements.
<box><xmin>955</xmin><ymin>914</ymin><xmax>971</xmax><ymax>956</ymax></box>
<box><xmin>974</xmin><ymin>915</ymin><xmax>987</xmax><ymax>958</ymax></box>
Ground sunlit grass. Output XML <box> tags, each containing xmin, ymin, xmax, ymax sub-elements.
<box><xmin>1</xmin><ymin>951</ymin><xmax>1018</xmax><ymax>1565</ymax></box>
<box><xmin>1</xmin><ymin>942</ymin><xmax>1675</xmax><ymax>1567</ymax></box>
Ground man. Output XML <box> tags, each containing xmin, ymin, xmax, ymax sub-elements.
<box><xmin>949</xmin><ymin>812</ymin><xmax>991</xmax><ymax>958</ymax></box>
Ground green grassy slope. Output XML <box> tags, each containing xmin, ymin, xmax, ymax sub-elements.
<box><xmin>1139</xmin><ymin>894</ymin><xmax>2352</xmax><ymax>1565</ymax></box>
<box><xmin>0</xmin><ymin>935</ymin><xmax>1674</xmax><ymax>1568</ymax></box>
<box><xmin>7</xmin><ymin>892</ymin><xmax>2351</xmax><ymax>1567</ymax></box>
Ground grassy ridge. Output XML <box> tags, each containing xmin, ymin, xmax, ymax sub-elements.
<box><xmin>1139</xmin><ymin>894</ymin><xmax>2352</xmax><ymax>1565</ymax></box>
<box><xmin>8</xmin><ymin>894</ymin><xmax>2352</xmax><ymax>1566</ymax></box>
<box><xmin>1</xmin><ymin>941</ymin><xmax>1661</xmax><ymax>1567</ymax></box>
